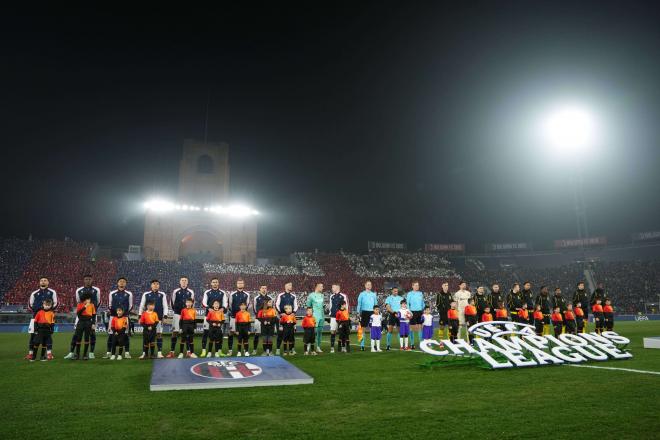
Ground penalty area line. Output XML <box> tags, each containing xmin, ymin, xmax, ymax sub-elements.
<box><xmin>566</xmin><ymin>364</ymin><xmax>660</xmax><ymax>375</ymax></box>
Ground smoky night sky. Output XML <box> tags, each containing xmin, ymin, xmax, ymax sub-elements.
<box><xmin>2</xmin><ymin>2</ymin><xmax>660</xmax><ymax>255</ymax></box>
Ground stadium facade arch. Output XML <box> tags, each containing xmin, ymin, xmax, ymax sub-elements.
<box><xmin>143</xmin><ymin>139</ymin><xmax>257</xmax><ymax>263</ymax></box>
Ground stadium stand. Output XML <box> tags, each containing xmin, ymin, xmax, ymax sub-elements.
<box><xmin>1</xmin><ymin>238</ymin><xmax>658</xmax><ymax>314</ymax></box>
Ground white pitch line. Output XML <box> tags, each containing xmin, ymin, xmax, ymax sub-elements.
<box><xmin>567</xmin><ymin>364</ymin><xmax>660</xmax><ymax>375</ymax></box>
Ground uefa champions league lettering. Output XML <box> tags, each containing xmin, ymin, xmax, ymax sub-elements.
<box><xmin>420</xmin><ymin>321</ymin><xmax>632</xmax><ymax>369</ymax></box>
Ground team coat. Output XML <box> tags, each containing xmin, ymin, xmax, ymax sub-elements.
<box><xmin>202</xmin><ymin>289</ymin><xmax>228</xmax><ymax>312</ymax></box>
<box><xmin>253</xmin><ymin>293</ymin><xmax>273</xmax><ymax>314</ymax></box>
<box><xmin>275</xmin><ymin>291</ymin><xmax>298</xmax><ymax>314</ymax></box>
<box><xmin>76</xmin><ymin>286</ymin><xmax>101</xmax><ymax>308</ymax></box>
<box><xmin>108</xmin><ymin>289</ymin><xmax>133</xmax><ymax>316</ymax></box>
<box><xmin>329</xmin><ymin>292</ymin><xmax>349</xmax><ymax>316</ymax></box>
<box><xmin>171</xmin><ymin>288</ymin><xmax>195</xmax><ymax>314</ymax></box>
<box><xmin>228</xmin><ymin>290</ymin><xmax>251</xmax><ymax>317</ymax></box>
<box><xmin>138</xmin><ymin>290</ymin><xmax>169</xmax><ymax>320</ymax></box>
<box><xmin>28</xmin><ymin>288</ymin><xmax>58</xmax><ymax>313</ymax></box>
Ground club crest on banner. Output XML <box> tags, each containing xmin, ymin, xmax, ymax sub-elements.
<box><xmin>191</xmin><ymin>360</ymin><xmax>263</xmax><ymax>379</ymax></box>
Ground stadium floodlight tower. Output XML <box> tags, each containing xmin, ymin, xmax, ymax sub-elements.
<box><xmin>540</xmin><ymin>103</ymin><xmax>598</xmax><ymax>252</ymax></box>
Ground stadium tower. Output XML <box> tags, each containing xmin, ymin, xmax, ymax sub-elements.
<box><xmin>143</xmin><ymin>139</ymin><xmax>257</xmax><ymax>263</ymax></box>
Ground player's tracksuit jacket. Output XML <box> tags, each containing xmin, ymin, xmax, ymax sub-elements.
<box><xmin>139</xmin><ymin>290</ymin><xmax>169</xmax><ymax>320</ymax></box>
<box><xmin>108</xmin><ymin>289</ymin><xmax>133</xmax><ymax>317</ymax></box>
<box><xmin>171</xmin><ymin>288</ymin><xmax>195</xmax><ymax>315</ymax></box>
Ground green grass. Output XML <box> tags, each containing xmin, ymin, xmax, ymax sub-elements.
<box><xmin>1</xmin><ymin>322</ymin><xmax>659</xmax><ymax>440</ymax></box>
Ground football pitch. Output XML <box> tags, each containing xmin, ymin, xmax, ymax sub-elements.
<box><xmin>2</xmin><ymin>321</ymin><xmax>659</xmax><ymax>440</ymax></box>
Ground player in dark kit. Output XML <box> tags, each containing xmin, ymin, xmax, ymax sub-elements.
<box><xmin>105</xmin><ymin>277</ymin><xmax>133</xmax><ymax>358</ymax></box>
<box><xmin>536</xmin><ymin>286</ymin><xmax>552</xmax><ymax>335</ymax></box>
<box><xmin>200</xmin><ymin>277</ymin><xmax>227</xmax><ymax>357</ymax></box>
<box><xmin>138</xmin><ymin>279</ymin><xmax>169</xmax><ymax>359</ymax></box>
<box><xmin>178</xmin><ymin>297</ymin><xmax>198</xmax><ymax>358</ymax></box>
<box><xmin>521</xmin><ymin>282</ymin><xmax>535</xmax><ymax>325</ymax></box>
<box><xmin>65</xmin><ymin>275</ymin><xmax>101</xmax><ymax>360</ymax></box>
<box><xmin>572</xmin><ymin>282</ymin><xmax>589</xmax><ymax>332</ymax></box>
<box><xmin>30</xmin><ymin>298</ymin><xmax>55</xmax><ymax>361</ymax></box>
<box><xmin>435</xmin><ymin>282</ymin><xmax>452</xmax><ymax>338</ymax></box>
<box><xmin>251</xmin><ymin>285</ymin><xmax>271</xmax><ymax>355</ymax></box>
<box><xmin>552</xmin><ymin>287</ymin><xmax>567</xmax><ymax>313</ymax></box>
<box><xmin>167</xmin><ymin>276</ymin><xmax>195</xmax><ymax>358</ymax></box>
<box><xmin>275</xmin><ymin>282</ymin><xmax>298</xmax><ymax>355</ymax></box>
<box><xmin>490</xmin><ymin>283</ymin><xmax>503</xmax><ymax>324</ymax></box>
<box><xmin>74</xmin><ymin>293</ymin><xmax>96</xmax><ymax>360</ymax></box>
<box><xmin>227</xmin><ymin>279</ymin><xmax>250</xmax><ymax>356</ymax></box>
<box><xmin>506</xmin><ymin>283</ymin><xmax>523</xmax><ymax>322</ymax></box>
<box><xmin>26</xmin><ymin>277</ymin><xmax>58</xmax><ymax>360</ymax></box>
<box><xmin>473</xmin><ymin>286</ymin><xmax>490</xmax><ymax>323</ymax></box>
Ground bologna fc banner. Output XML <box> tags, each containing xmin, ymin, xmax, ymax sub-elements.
<box><xmin>150</xmin><ymin>356</ymin><xmax>314</xmax><ymax>391</ymax></box>
<box><xmin>368</xmin><ymin>241</ymin><xmax>406</xmax><ymax>250</ymax></box>
<box><xmin>424</xmin><ymin>243</ymin><xmax>465</xmax><ymax>252</ymax></box>
<box><xmin>554</xmin><ymin>236</ymin><xmax>607</xmax><ymax>249</ymax></box>
<box><xmin>631</xmin><ymin>231</ymin><xmax>660</xmax><ymax>242</ymax></box>
<box><xmin>420</xmin><ymin>321</ymin><xmax>631</xmax><ymax>369</ymax></box>
<box><xmin>485</xmin><ymin>242</ymin><xmax>530</xmax><ymax>252</ymax></box>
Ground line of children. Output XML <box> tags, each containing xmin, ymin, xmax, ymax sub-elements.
<box><xmin>234</xmin><ymin>302</ymin><xmax>251</xmax><ymax>357</ymax></box>
<box><xmin>109</xmin><ymin>307</ymin><xmax>128</xmax><ymax>359</ymax></box>
<box><xmin>335</xmin><ymin>301</ymin><xmax>351</xmax><ymax>353</ymax></box>
<box><xmin>603</xmin><ymin>299</ymin><xmax>614</xmax><ymax>331</ymax></box>
<box><xmin>279</xmin><ymin>304</ymin><xmax>297</xmax><ymax>355</ymax></box>
<box><xmin>481</xmin><ymin>306</ymin><xmax>493</xmax><ymax>323</ymax></box>
<box><xmin>464</xmin><ymin>300</ymin><xmax>478</xmax><ymax>344</ymax></box>
<box><xmin>369</xmin><ymin>306</ymin><xmax>383</xmax><ymax>352</ymax></box>
<box><xmin>139</xmin><ymin>301</ymin><xmax>160</xmax><ymax>359</ymax></box>
<box><xmin>178</xmin><ymin>298</ymin><xmax>198</xmax><ymax>358</ymax></box>
<box><xmin>31</xmin><ymin>299</ymin><xmax>55</xmax><ymax>361</ymax></box>
<box><xmin>447</xmin><ymin>302</ymin><xmax>459</xmax><ymax>343</ymax></box>
<box><xmin>257</xmin><ymin>299</ymin><xmax>278</xmax><ymax>355</ymax></box>
<box><xmin>302</xmin><ymin>307</ymin><xmax>318</xmax><ymax>355</ymax></box>
<box><xmin>533</xmin><ymin>305</ymin><xmax>544</xmax><ymax>336</ymax></box>
<box><xmin>421</xmin><ymin>306</ymin><xmax>434</xmax><ymax>342</ymax></box>
<box><xmin>74</xmin><ymin>294</ymin><xmax>97</xmax><ymax>360</ymax></box>
<box><xmin>563</xmin><ymin>303</ymin><xmax>577</xmax><ymax>335</ymax></box>
<box><xmin>205</xmin><ymin>300</ymin><xmax>226</xmax><ymax>357</ymax></box>
<box><xmin>575</xmin><ymin>302</ymin><xmax>586</xmax><ymax>333</ymax></box>
<box><xmin>398</xmin><ymin>300</ymin><xmax>412</xmax><ymax>350</ymax></box>
<box><xmin>551</xmin><ymin>307</ymin><xmax>563</xmax><ymax>337</ymax></box>
<box><xmin>592</xmin><ymin>298</ymin><xmax>605</xmax><ymax>334</ymax></box>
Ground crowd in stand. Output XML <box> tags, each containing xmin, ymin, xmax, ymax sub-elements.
<box><xmin>344</xmin><ymin>251</ymin><xmax>455</xmax><ymax>278</ymax></box>
<box><xmin>291</xmin><ymin>252</ymin><xmax>325</xmax><ymax>276</ymax></box>
<box><xmin>592</xmin><ymin>261</ymin><xmax>660</xmax><ymax>313</ymax></box>
<box><xmin>0</xmin><ymin>238</ymin><xmax>36</xmax><ymax>305</ymax></box>
<box><xmin>202</xmin><ymin>262</ymin><xmax>300</xmax><ymax>276</ymax></box>
<box><xmin>1</xmin><ymin>238</ymin><xmax>659</xmax><ymax>315</ymax></box>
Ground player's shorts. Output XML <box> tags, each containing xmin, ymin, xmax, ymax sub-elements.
<box><xmin>172</xmin><ymin>314</ymin><xmax>181</xmax><ymax>332</ymax></box>
<box><xmin>437</xmin><ymin>309</ymin><xmax>449</xmax><ymax>326</ymax></box>
<box><xmin>387</xmin><ymin>313</ymin><xmax>400</xmax><ymax>327</ymax></box>
<box><xmin>360</xmin><ymin>311</ymin><xmax>372</xmax><ymax>327</ymax></box>
<box><xmin>330</xmin><ymin>317</ymin><xmax>338</xmax><ymax>332</ymax></box>
<box><xmin>28</xmin><ymin>318</ymin><xmax>35</xmax><ymax>334</ymax></box>
<box><xmin>229</xmin><ymin>317</ymin><xmax>237</xmax><ymax>332</ymax></box>
<box><xmin>253</xmin><ymin>318</ymin><xmax>262</xmax><ymax>334</ymax></box>
<box><xmin>410</xmin><ymin>311</ymin><xmax>423</xmax><ymax>325</ymax></box>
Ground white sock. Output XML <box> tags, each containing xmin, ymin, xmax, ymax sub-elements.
<box><xmin>404</xmin><ymin>337</ymin><xmax>408</xmax><ymax>347</ymax></box>
<box><xmin>371</xmin><ymin>340</ymin><xmax>375</xmax><ymax>350</ymax></box>
<box><xmin>399</xmin><ymin>337</ymin><xmax>403</xmax><ymax>347</ymax></box>
<box><xmin>376</xmin><ymin>340</ymin><xmax>381</xmax><ymax>350</ymax></box>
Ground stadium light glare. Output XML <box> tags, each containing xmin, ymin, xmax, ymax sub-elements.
<box><xmin>540</xmin><ymin>104</ymin><xmax>597</xmax><ymax>157</ymax></box>
<box><xmin>144</xmin><ymin>199</ymin><xmax>259</xmax><ymax>217</ymax></box>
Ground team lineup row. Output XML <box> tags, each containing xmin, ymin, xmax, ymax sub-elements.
<box><xmin>25</xmin><ymin>276</ymin><xmax>615</xmax><ymax>361</ymax></box>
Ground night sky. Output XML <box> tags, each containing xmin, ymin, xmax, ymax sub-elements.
<box><xmin>3</xmin><ymin>3</ymin><xmax>660</xmax><ymax>255</ymax></box>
